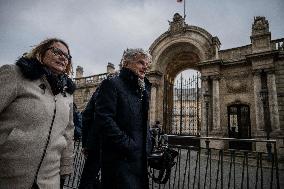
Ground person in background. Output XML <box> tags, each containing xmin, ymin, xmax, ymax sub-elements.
<box><xmin>79</xmin><ymin>87</ymin><xmax>102</xmax><ymax>189</ymax></box>
<box><xmin>74</xmin><ymin>103</ymin><xmax>82</xmax><ymax>142</ymax></box>
<box><xmin>0</xmin><ymin>38</ymin><xmax>75</xmax><ymax>189</ymax></box>
<box><xmin>92</xmin><ymin>48</ymin><xmax>152</xmax><ymax>189</ymax></box>
<box><xmin>79</xmin><ymin>73</ymin><xmax>116</xmax><ymax>189</ymax></box>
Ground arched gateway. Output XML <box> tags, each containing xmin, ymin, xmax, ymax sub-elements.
<box><xmin>147</xmin><ymin>13</ymin><xmax>221</xmax><ymax>138</ymax></box>
<box><xmin>73</xmin><ymin>13</ymin><xmax>283</xmax><ymax>162</ymax></box>
<box><xmin>146</xmin><ymin>14</ymin><xmax>283</xmax><ymax>152</ymax></box>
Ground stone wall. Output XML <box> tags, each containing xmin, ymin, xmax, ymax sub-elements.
<box><xmin>275</xmin><ymin>52</ymin><xmax>284</xmax><ymax>130</ymax></box>
<box><xmin>73</xmin><ymin>66</ymin><xmax>111</xmax><ymax>111</ymax></box>
<box><xmin>219</xmin><ymin>45</ymin><xmax>252</xmax><ymax>61</ymax></box>
<box><xmin>219</xmin><ymin>63</ymin><xmax>256</xmax><ymax>136</ymax></box>
<box><xmin>73</xmin><ymin>78</ymin><xmax>104</xmax><ymax>111</ymax></box>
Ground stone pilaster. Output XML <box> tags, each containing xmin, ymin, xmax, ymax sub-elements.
<box><xmin>201</xmin><ymin>76</ymin><xmax>209</xmax><ymax>134</ymax></box>
<box><xmin>149</xmin><ymin>84</ymin><xmax>157</xmax><ymax>126</ymax></box>
<box><xmin>253</xmin><ymin>70</ymin><xmax>265</xmax><ymax>131</ymax></box>
<box><xmin>211</xmin><ymin>75</ymin><xmax>221</xmax><ymax>130</ymax></box>
<box><xmin>146</xmin><ymin>71</ymin><xmax>163</xmax><ymax>126</ymax></box>
<box><xmin>267</xmin><ymin>70</ymin><xmax>280</xmax><ymax>131</ymax></box>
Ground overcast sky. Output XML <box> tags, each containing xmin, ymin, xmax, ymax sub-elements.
<box><xmin>0</xmin><ymin>0</ymin><xmax>283</xmax><ymax>76</ymax></box>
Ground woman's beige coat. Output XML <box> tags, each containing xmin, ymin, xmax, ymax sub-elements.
<box><xmin>0</xmin><ymin>64</ymin><xmax>74</xmax><ymax>189</ymax></box>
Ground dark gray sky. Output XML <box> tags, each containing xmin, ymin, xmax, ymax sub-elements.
<box><xmin>0</xmin><ymin>0</ymin><xmax>283</xmax><ymax>76</ymax></box>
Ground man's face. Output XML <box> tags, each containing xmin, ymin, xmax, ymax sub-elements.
<box><xmin>125</xmin><ymin>55</ymin><xmax>150</xmax><ymax>79</ymax></box>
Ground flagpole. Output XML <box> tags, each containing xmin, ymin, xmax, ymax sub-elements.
<box><xmin>184</xmin><ymin>0</ymin><xmax>186</xmax><ymax>19</ymax></box>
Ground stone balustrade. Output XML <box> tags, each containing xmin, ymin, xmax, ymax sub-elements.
<box><xmin>74</xmin><ymin>73</ymin><xmax>108</xmax><ymax>88</ymax></box>
<box><xmin>271</xmin><ymin>38</ymin><xmax>284</xmax><ymax>51</ymax></box>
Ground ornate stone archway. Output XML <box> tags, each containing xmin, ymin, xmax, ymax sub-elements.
<box><xmin>147</xmin><ymin>13</ymin><xmax>221</xmax><ymax>133</ymax></box>
<box><xmin>73</xmin><ymin>14</ymin><xmax>283</xmax><ymax>155</ymax></box>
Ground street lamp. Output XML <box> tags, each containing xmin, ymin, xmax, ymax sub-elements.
<box><xmin>203</xmin><ymin>90</ymin><xmax>210</xmax><ymax>149</ymax></box>
<box><xmin>259</xmin><ymin>87</ymin><xmax>272</xmax><ymax>161</ymax></box>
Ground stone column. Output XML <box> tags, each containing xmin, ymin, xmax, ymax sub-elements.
<box><xmin>149</xmin><ymin>84</ymin><xmax>157</xmax><ymax>126</ymax></box>
<box><xmin>267</xmin><ymin>70</ymin><xmax>280</xmax><ymax>131</ymax></box>
<box><xmin>201</xmin><ymin>76</ymin><xmax>209</xmax><ymax>134</ymax></box>
<box><xmin>147</xmin><ymin>71</ymin><xmax>162</xmax><ymax>127</ymax></box>
<box><xmin>212</xmin><ymin>75</ymin><xmax>221</xmax><ymax>130</ymax></box>
<box><xmin>253</xmin><ymin>70</ymin><xmax>265</xmax><ymax>130</ymax></box>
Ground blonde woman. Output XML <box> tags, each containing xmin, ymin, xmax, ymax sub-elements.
<box><xmin>0</xmin><ymin>38</ymin><xmax>75</xmax><ymax>189</ymax></box>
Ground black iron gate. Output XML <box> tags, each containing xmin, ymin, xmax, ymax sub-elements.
<box><xmin>163</xmin><ymin>72</ymin><xmax>201</xmax><ymax>136</ymax></box>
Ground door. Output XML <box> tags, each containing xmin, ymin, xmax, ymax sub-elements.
<box><xmin>228</xmin><ymin>105</ymin><xmax>252</xmax><ymax>150</ymax></box>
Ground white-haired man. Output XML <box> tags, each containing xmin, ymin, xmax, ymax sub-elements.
<box><xmin>93</xmin><ymin>48</ymin><xmax>152</xmax><ymax>189</ymax></box>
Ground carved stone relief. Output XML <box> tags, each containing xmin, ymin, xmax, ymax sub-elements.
<box><xmin>224</xmin><ymin>73</ymin><xmax>250</xmax><ymax>93</ymax></box>
<box><xmin>168</xmin><ymin>13</ymin><xmax>187</xmax><ymax>34</ymax></box>
<box><xmin>252</xmin><ymin>16</ymin><xmax>269</xmax><ymax>35</ymax></box>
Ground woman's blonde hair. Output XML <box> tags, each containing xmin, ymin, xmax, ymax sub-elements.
<box><xmin>24</xmin><ymin>38</ymin><xmax>73</xmax><ymax>75</ymax></box>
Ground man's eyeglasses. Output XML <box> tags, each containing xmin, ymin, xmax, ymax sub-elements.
<box><xmin>48</xmin><ymin>47</ymin><xmax>72</xmax><ymax>61</ymax></box>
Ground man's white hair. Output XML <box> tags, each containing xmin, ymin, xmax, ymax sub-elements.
<box><xmin>121</xmin><ymin>48</ymin><xmax>152</xmax><ymax>67</ymax></box>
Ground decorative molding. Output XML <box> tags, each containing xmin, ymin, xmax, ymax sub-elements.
<box><xmin>223</xmin><ymin>72</ymin><xmax>251</xmax><ymax>94</ymax></box>
<box><xmin>146</xmin><ymin>70</ymin><xmax>163</xmax><ymax>87</ymax></box>
<box><xmin>198</xmin><ymin>59</ymin><xmax>223</xmax><ymax>67</ymax></box>
<box><xmin>266</xmin><ymin>68</ymin><xmax>276</xmax><ymax>75</ymax></box>
<box><xmin>212</xmin><ymin>36</ymin><xmax>221</xmax><ymax>46</ymax></box>
<box><xmin>146</xmin><ymin>70</ymin><xmax>163</xmax><ymax>78</ymax></box>
<box><xmin>252</xmin><ymin>68</ymin><xmax>275</xmax><ymax>75</ymax></box>
<box><xmin>210</xmin><ymin>75</ymin><xmax>220</xmax><ymax>80</ymax></box>
<box><xmin>226</xmin><ymin>78</ymin><xmax>249</xmax><ymax>93</ymax></box>
<box><xmin>201</xmin><ymin>76</ymin><xmax>209</xmax><ymax>81</ymax></box>
<box><xmin>252</xmin><ymin>69</ymin><xmax>262</xmax><ymax>76</ymax></box>
<box><xmin>222</xmin><ymin>71</ymin><xmax>251</xmax><ymax>80</ymax></box>
<box><xmin>246</xmin><ymin>50</ymin><xmax>277</xmax><ymax>60</ymax></box>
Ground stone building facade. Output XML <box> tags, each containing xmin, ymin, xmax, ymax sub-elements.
<box><xmin>74</xmin><ymin>14</ymin><xmax>283</xmax><ymax>156</ymax></box>
<box><xmin>73</xmin><ymin>62</ymin><xmax>116</xmax><ymax>111</ymax></box>
<box><xmin>147</xmin><ymin>14</ymin><xmax>283</xmax><ymax>155</ymax></box>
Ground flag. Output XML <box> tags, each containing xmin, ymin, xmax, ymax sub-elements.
<box><xmin>177</xmin><ymin>0</ymin><xmax>183</xmax><ymax>2</ymax></box>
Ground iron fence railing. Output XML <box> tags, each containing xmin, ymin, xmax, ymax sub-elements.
<box><xmin>64</xmin><ymin>137</ymin><xmax>282</xmax><ymax>189</ymax></box>
<box><xmin>63</xmin><ymin>141</ymin><xmax>85</xmax><ymax>188</ymax></box>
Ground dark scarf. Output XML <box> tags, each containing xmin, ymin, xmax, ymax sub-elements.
<box><xmin>16</xmin><ymin>57</ymin><xmax>76</xmax><ymax>95</ymax></box>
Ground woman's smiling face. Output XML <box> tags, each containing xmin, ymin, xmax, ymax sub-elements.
<box><xmin>42</xmin><ymin>42</ymin><xmax>71</xmax><ymax>74</ymax></box>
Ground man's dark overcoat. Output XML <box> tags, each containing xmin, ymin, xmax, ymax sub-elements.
<box><xmin>94</xmin><ymin>68</ymin><xmax>152</xmax><ymax>189</ymax></box>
